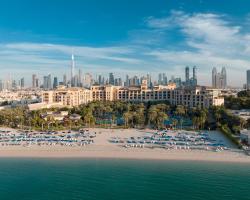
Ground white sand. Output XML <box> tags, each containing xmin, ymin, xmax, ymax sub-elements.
<box><xmin>0</xmin><ymin>128</ymin><xmax>250</xmax><ymax>163</ymax></box>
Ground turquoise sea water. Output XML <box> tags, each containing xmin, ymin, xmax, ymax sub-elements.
<box><xmin>0</xmin><ymin>159</ymin><xmax>249</xmax><ymax>200</ymax></box>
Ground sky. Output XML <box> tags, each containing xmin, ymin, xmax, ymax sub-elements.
<box><xmin>0</xmin><ymin>0</ymin><xmax>250</xmax><ymax>87</ymax></box>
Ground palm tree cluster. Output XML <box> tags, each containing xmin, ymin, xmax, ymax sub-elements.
<box><xmin>190</xmin><ymin>108</ymin><xmax>208</xmax><ymax>130</ymax></box>
<box><xmin>147</xmin><ymin>104</ymin><xmax>169</xmax><ymax>129</ymax></box>
<box><xmin>0</xmin><ymin>101</ymin><xmax>211</xmax><ymax>131</ymax></box>
<box><xmin>211</xmin><ymin>106</ymin><xmax>248</xmax><ymax>135</ymax></box>
<box><xmin>211</xmin><ymin>106</ymin><xmax>248</xmax><ymax>148</ymax></box>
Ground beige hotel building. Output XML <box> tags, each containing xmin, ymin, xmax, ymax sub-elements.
<box><xmin>41</xmin><ymin>81</ymin><xmax>224</xmax><ymax>109</ymax></box>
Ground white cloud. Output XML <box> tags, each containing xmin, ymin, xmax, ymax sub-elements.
<box><xmin>0</xmin><ymin>42</ymin><xmax>147</xmax><ymax>85</ymax></box>
<box><xmin>145</xmin><ymin>10</ymin><xmax>184</xmax><ymax>29</ymax></box>
<box><xmin>144</xmin><ymin>11</ymin><xmax>250</xmax><ymax>86</ymax></box>
<box><xmin>4</xmin><ymin>43</ymin><xmax>142</xmax><ymax>64</ymax></box>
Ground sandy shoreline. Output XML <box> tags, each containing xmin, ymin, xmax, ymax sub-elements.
<box><xmin>0</xmin><ymin>128</ymin><xmax>249</xmax><ymax>163</ymax></box>
<box><xmin>0</xmin><ymin>147</ymin><xmax>250</xmax><ymax>163</ymax></box>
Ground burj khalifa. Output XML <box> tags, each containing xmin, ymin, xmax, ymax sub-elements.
<box><xmin>71</xmin><ymin>54</ymin><xmax>75</xmax><ymax>86</ymax></box>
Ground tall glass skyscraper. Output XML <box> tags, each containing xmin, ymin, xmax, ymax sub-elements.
<box><xmin>212</xmin><ymin>67</ymin><xmax>227</xmax><ymax>89</ymax></box>
<box><xmin>247</xmin><ymin>70</ymin><xmax>250</xmax><ymax>89</ymax></box>
<box><xmin>185</xmin><ymin>66</ymin><xmax>189</xmax><ymax>83</ymax></box>
<box><xmin>71</xmin><ymin>54</ymin><xmax>75</xmax><ymax>86</ymax></box>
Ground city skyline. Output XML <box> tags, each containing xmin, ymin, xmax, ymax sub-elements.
<box><xmin>0</xmin><ymin>62</ymin><xmax>199</xmax><ymax>90</ymax></box>
<box><xmin>1</xmin><ymin>0</ymin><xmax>250</xmax><ymax>86</ymax></box>
<box><xmin>0</xmin><ymin>54</ymin><xmax>244</xmax><ymax>89</ymax></box>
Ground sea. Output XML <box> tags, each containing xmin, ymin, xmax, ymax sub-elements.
<box><xmin>0</xmin><ymin>158</ymin><xmax>249</xmax><ymax>200</ymax></box>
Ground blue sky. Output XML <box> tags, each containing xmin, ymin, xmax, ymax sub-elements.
<box><xmin>0</xmin><ymin>0</ymin><xmax>250</xmax><ymax>86</ymax></box>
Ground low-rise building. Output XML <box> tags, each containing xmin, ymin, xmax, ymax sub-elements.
<box><xmin>28</xmin><ymin>102</ymin><xmax>64</xmax><ymax>111</ymax></box>
<box><xmin>69</xmin><ymin>114</ymin><xmax>82</xmax><ymax>121</ymax></box>
<box><xmin>230</xmin><ymin>109</ymin><xmax>250</xmax><ymax>120</ymax></box>
<box><xmin>0</xmin><ymin>90</ymin><xmax>41</xmax><ymax>106</ymax></box>
<box><xmin>41</xmin><ymin>111</ymin><xmax>70</xmax><ymax>122</ymax></box>
<box><xmin>240</xmin><ymin>129</ymin><xmax>250</xmax><ymax>145</ymax></box>
<box><xmin>42</xmin><ymin>86</ymin><xmax>92</xmax><ymax>107</ymax></box>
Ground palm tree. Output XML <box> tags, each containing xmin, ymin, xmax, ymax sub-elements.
<box><xmin>175</xmin><ymin>105</ymin><xmax>186</xmax><ymax>130</ymax></box>
<box><xmin>123</xmin><ymin>112</ymin><xmax>132</xmax><ymax>128</ymax></box>
<box><xmin>192</xmin><ymin>116</ymin><xmax>201</xmax><ymax>130</ymax></box>
<box><xmin>156</xmin><ymin>104</ymin><xmax>169</xmax><ymax>112</ymax></box>
<box><xmin>172</xmin><ymin>118</ymin><xmax>178</xmax><ymax>130</ymax></box>
<box><xmin>111</xmin><ymin>114</ymin><xmax>117</xmax><ymax>127</ymax></box>
<box><xmin>84</xmin><ymin>112</ymin><xmax>95</xmax><ymax>128</ymax></box>
<box><xmin>156</xmin><ymin>112</ymin><xmax>168</xmax><ymax>129</ymax></box>
<box><xmin>198</xmin><ymin>109</ymin><xmax>208</xmax><ymax>129</ymax></box>
<box><xmin>148</xmin><ymin>106</ymin><xmax>158</xmax><ymax>128</ymax></box>
<box><xmin>138</xmin><ymin>103</ymin><xmax>145</xmax><ymax>113</ymax></box>
<box><xmin>175</xmin><ymin>105</ymin><xmax>186</xmax><ymax>117</ymax></box>
<box><xmin>134</xmin><ymin>112</ymin><xmax>145</xmax><ymax>128</ymax></box>
<box><xmin>240</xmin><ymin>118</ymin><xmax>247</xmax><ymax>130</ymax></box>
<box><xmin>214</xmin><ymin>112</ymin><xmax>221</xmax><ymax>123</ymax></box>
<box><xmin>179</xmin><ymin>118</ymin><xmax>184</xmax><ymax>130</ymax></box>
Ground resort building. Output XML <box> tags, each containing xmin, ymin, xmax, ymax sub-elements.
<box><xmin>91</xmin><ymin>85</ymin><xmax>118</xmax><ymax>101</ymax></box>
<box><xmin>115</xmin><ymin>82</ymin><xmax>176</xmax><ymax>102</ymax></box>
<box><xmin>42</xmin><ymin>86</ymin><xmax>92</xmax><ymax>107</ymax></box>
<box><xmin>168</xmin><ymin>87</ymin><xmax>224</xmax><ymax>108</ymax></box>
<box><xmin>40</xmin><ymin>82</ymin><xmax>224</xmax><ymax>109</ymax></box>
<box><xmin>115</xmin><ymin>85</ymin><xmax>223</xmax><ymax>108</ymax></box>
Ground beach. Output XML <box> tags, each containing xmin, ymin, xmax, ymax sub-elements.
<box><xmin>0</xmin><ymin>128</ymin><xmax>249</xmax><ymax>163</ymax></box>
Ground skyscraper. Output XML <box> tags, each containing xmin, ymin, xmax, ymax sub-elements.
<box><xmin>146</xmin><ymin>74</ymin><xmax>152</xmax><ymax>88</ymax></box>
<box><xmin>163</xmin><ymin>73</ymin><xmax>168</xmax><ymax>85</ymax></box>
<box><xmin>43</xmin><ymin>74</ymin><xmax>52</xmax><ymax>90</ymax></box>
<box><xmin>174</xmin><ymin>77</ymin><xmax>182</xmax><ymax>88</ymax></box>
<box><xmin>212</xmin><ymin>67</ymin><xmax>217</xmax><ymax>88</ymax></box>
<box><xmin>193</xmin><ymin>66</ymin><xmax>197</xmax><ymax>80</ymax></box>
<box><xmin>157</xmin><ymin>73</ymin><xmax>167</xmax><ymax>85</ymax></box>
<box><xmin>13</xmin><ymin>80</ymin><xmax>17</xmax><ymax>89</ymax></box>
<box><xmin>32</xmin><ymin>74</ymin><xmax>37</xmax><ymax>88</ymax></box>
<box><xmin>78</xmin><ymin>69</ymin><xmax>82</xmax><ymax>87</ymax></box>
<box><xmin>20</xmin><ymin>78</ymin><xmax>25</xmax><ymax>89</ymax></box>
<box><xmin>221</xmin><ymin>67</ymin><xmax>227</xmax><ymax>89</ymax></box>
<box><xmin>47</xmin><ymin>74</ymin><xmax>52</xmax><ymax>89</ymax></box>
<box><xmin>192</xmin><ymin>66</ymin><xmax>197</xmax><ymax>86</ymax></box>
<box><xmin>83</xmin><ymin>73</ymin><xmax>93</xmax><ymax>88</ymax></box>
<box><xmin>0</xmin><ymin>80</ymin><xmax>3</xmax><ymax>91</ymax></box>
<box><xmin>212</xmin><ymin>67</ymin><xmax>227</xmax><ymax>89</ymax></box>
<box><xmin>125</xmin><ymin>75</ymin><xmax>129</xmax><ymax>86</ymax></box>
<box><xmin>158</xmin><ymin>73</ymin><xmax>163</xmax><ymax>85</ymax></box>
<box><xmin>63</xmin><ymin>74</ymin><xmax>67</xmax><ymax>86</ymax></box>
<box><xmin>98</xmin><ymin>75</ymin><xmax>102</xmax><ymax>85</ymax></box>
<box><xmin>71</xmin><ymin>54</ymin><xmax>75</xmax><ymax>86</ymax></box>
<box><xmin>129</xmin><ymin>76</ymin><xmax>140</xmax><ymax>86</ymax></box>
<box><xmin>185</xmin><ymin>66</ymin><xmax>190</xmax><ymax>83</ymax></box>
<box><xmin>247</xmin><ymin>70</ymin><xmax>250</xmax><ymax>89</ymax></box>
<box><xmin>43</xmin><ymin>76</ymin><xmax>48</xmax><ymax>89</ymax></box>
<box><xmin>109</xmin><ymin>73</ymin><xmax>115</xmax><ymax>85</ymax></box>
<box><xmin>115</xmin><ymin>78</ymin><xmax>122</xmax><ymax>86</ymax></box>
<box><xmin>53</xmin><ymin>77</ymin><xmax>58</xmax><ymax>89</ymax></box>
<box><xmin>36</xmin><ymin>78</ymin><xmax>39</xmax><ymax>88</ymax></box>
